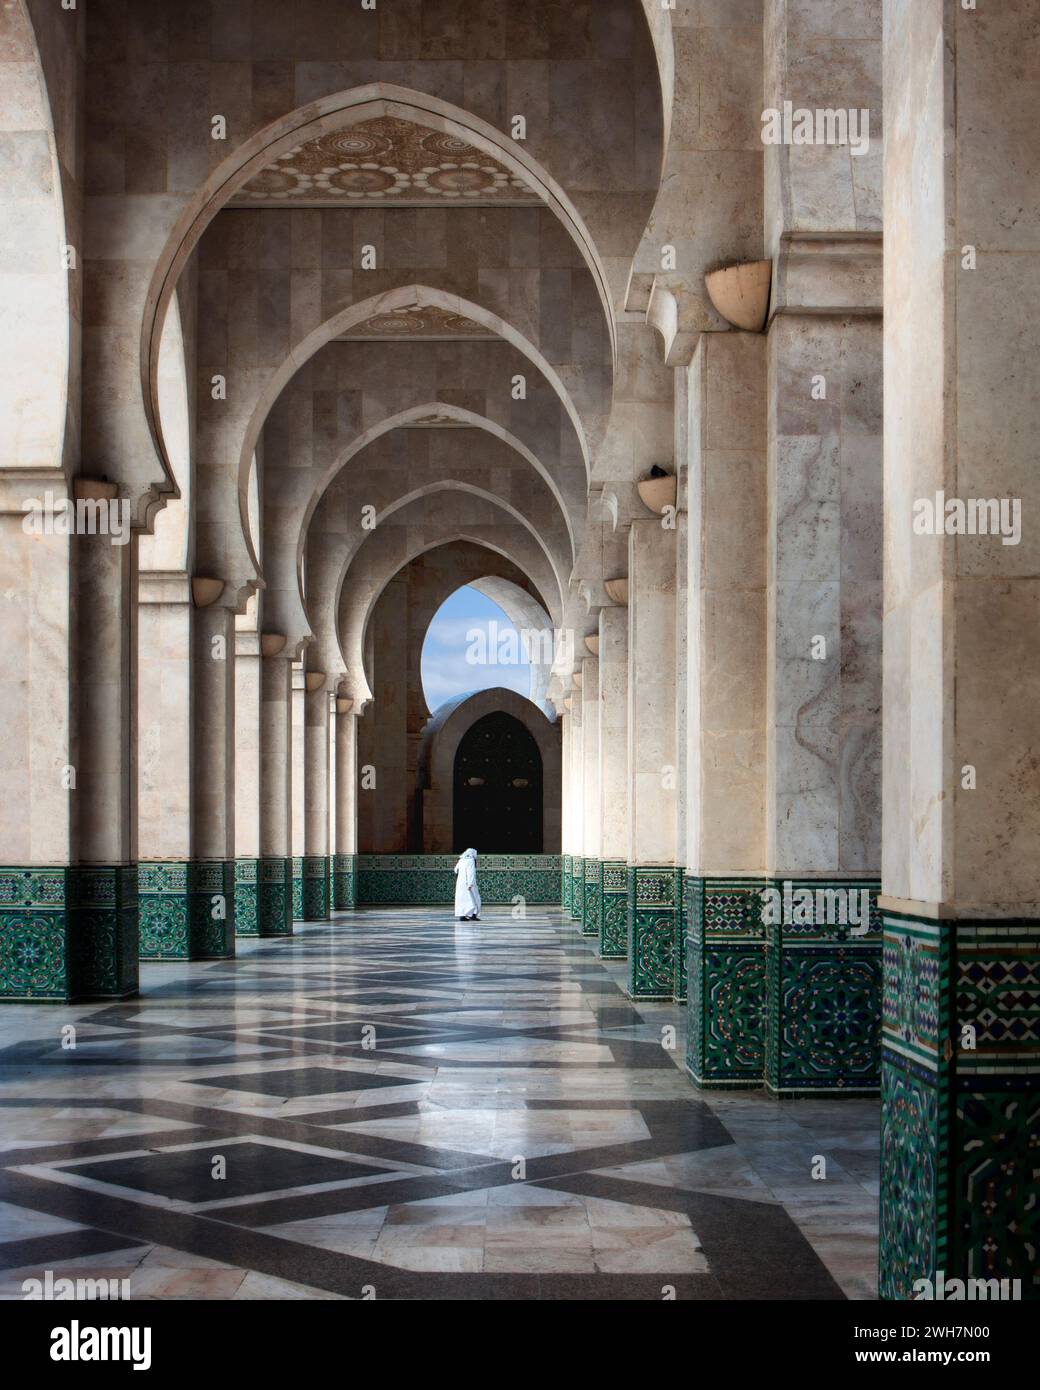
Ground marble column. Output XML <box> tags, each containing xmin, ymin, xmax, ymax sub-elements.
<box><xmin>69</xmin><ymin>529</ymin><xmax>140</xmax><ymax>997</ymax></box>
<box><xmin>184</xmin><ymin>600</ymin><xmax>236</xmax><ymax>958</ymax></box>
<box><xmin>880</xmin><ymin>0</ymin><xmax>1040</xmax><ymax>1302</ymax></box>
<box><xmin>136</xmin><ymin>574</ymin><xmax>197</xmax><ymax>960</ymax></box>
<box><xmin>255</xmin><ymin>652</ymin><xmax>293</xmax><ymax>937</ymax></box>
<box><xmin>580</xmin><ymin>657</ymin><xmax>601</xmax><ymax>940</ymax></box>
<box><xmin>683</xmin><ymin>332</ymin><xmax>771</xmax><ymax>1084</ymax></box>
<box><xmin>626</xmin><ymin>520</ymin><xmax>680</xmax><ymax>1000</ymax></box>
<box><xmin>302</xmin><ymin>679</ymin><xmax>330</xmax><ymax>920</ymax></box>
<box><xmin>333</xmin><ymin>702</ymin><xmax>358</xmax><ymax>910</ymax></box>
<box><xmin>567</xmin><ymin>699</ymin><xmax>584</xmax><ymax>923</ymax></box>
<box><xmin>290</xmin><ymin>664</ymin><xmax>305</xmax><ymax>920</ymax></box>
<box><xmin>232</xmin><ymin>632</ymin><xmax>261</xmax><ymax>936</ymax></box>
<box><xmin>598</xmin><ymin>607</ymin><xmax>629</xmax><ymax>960</ymax></box>
<box><xmin>560</xmin><ymin>709</ymin><xmax>572</xmax><ymax>915</ymax></box>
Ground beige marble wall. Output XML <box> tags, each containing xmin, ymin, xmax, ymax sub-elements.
<box><xmin>763</xmin><ymin>0</ymin><xmax>882</xmax><ymax>262</ymax></box>
<box><xmin>628</xmin><ymin>519</ymin><xmax>677</xmax><ymax>865</ymax></box>
<box><xmin>0</xmin><ymin>513</ymin><xmax>73</xmax><ymax>865</ymax></box>
<box><xmin>766</xmin><ymin>310</ymin><xmax>882</xmax><ymax>877</ymax></box>
<box><xmin>138</xmin><ymin>577</ymin><xmax>192</xmax><ymax>862</ymax></box>
<box><xmin>598</xmin><ymin>606</ymin><xmax>629</xmax><ymax>862</ymax></box>
<box><xmin>685</xmin><ymin>332</ymin><xmax>769</xmax><ymax>876</ymax></box>
<box><xmin>883</xmin><ymin>0</ymin><xmax>1040</xmax><ymax>916</ymax></box>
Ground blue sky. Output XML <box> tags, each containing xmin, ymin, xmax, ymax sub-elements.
<box><xmin>421</xmin><ymin>586</ymin><xmax>532</xmax><ymax>712</ymax></box>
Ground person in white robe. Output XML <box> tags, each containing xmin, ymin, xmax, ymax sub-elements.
<box><xmin>453</xmin><ymin>848</ymin><xmax>481</xmax><ymax>921</ymax></box>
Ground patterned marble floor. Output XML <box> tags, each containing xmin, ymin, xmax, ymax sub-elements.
<box><xmin>0</xmin><ymin>908</ymin><xmax>880</xmax><ymax>1300</ymax></box>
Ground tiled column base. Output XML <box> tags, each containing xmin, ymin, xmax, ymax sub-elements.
<box><xmin>570</xmin><ymin>855</ymin><xmax>584</xmax><ymax>924</ymax></box>
<box><xmin>880</xmin><ymin>917</ymin><xmax>1040</xmax><ymax>1302</ymax></box>
<box><xmin>138</xmin><ymin>861</ymin><xmax>236</xmax><ymax>961</ymax></box>
<box><xmin>0</xmin><ymin>865</ymin><xmax>139</xmax><ymax>1002</ymax></box>
<box><xmin>562</xmin><ymin>854</ymin><xmax>572</xmax><ymax>915</ymax></box>
<box><xmin>333</xmin><ymin>853</ymin><xmax>357</xmax><ymax>911</ymax></box>
<box><xmin>686</xmin><ymin>877</ymin><xmax>767</xmax><ymax>1090</ymax></box>
<box><xmin>764</xmin><ymin>882</ymin><xmax>882</xmax><ymax>1096</ymax></box>
<box><xmin>627</xmin><ymin>866</ymin><xmax>682</xmax><ymax>1000</ymax></box>
<box><xmin>581</xmin><ymin>857</ymin><xmax>600</xmax><ymax>938</ymax></box>
<box><xmin>291</xmin><ymin>856</ymin><xmax>303</xmax><ymax>921</ymax></box>
<box><xmin>673</xmin><ymin>874</ymin><xmax>687</xmax><ymax>1003</ymax></box>
<box><xmin>254</xmin><ymin>857</ymin><xmax>292</xmax><ymax>937</ymax></box>
<box><xmin>234</xmin><ymin>858</ymin><xmax>259</xmax><ymax>936</ymax></box>
<box><xmin>301</xmin><ymin>854</ymin><xmax>331</xmax><ymax>920</ymax></box>
<box><xmin>599</xmin><ymin>861</ymin><xmax>628</xmax><ymax>959</ymax></box>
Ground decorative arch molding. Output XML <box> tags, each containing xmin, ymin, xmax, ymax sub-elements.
<box><xmin>142</xmin><ymin>84</ymin><xmax>618</xmax><ymax>490</ymax></box>
<box><xmin>417</xmin><ymin>687</ymin><xmax>562</xmax><ymax>855</ymax></box>
<box><xmin>0</xmin><ymin>0</ymin><xmax>74</xmax><ymax>476</ymax></box>
<box><xmin>341</xmin><ymin>525</ymin><xmax>561</xmax><ymax>712</ymax></box>
<box><xmin>299</xmin><ymin>399</ymin><xmax>580</xmax><ymax>577</ymax></box>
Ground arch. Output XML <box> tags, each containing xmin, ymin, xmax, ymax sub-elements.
<box><xmin>0</xmin><ymin>0</ymin><xmax>73</xmax><ymax>474</ymax></box>
<box><xmin>420</xmin><ymin>576</ymin><xmax>556</xmax><ymax>714</ymax></box>
<box><xmin>254</xmin><ymin>287</ymin><xmax>592</xmax><ymax>590</ymax></box>
<box><xmin>298</xmin><ymin>399</ymin><xmax>580</xmax><ymax>576</ymax></box>
<box><xmin>342</xmin><ymin>525</ymin><xmax>561</xmax><ymax>712</ymax></box>
<box><xmin>332</xmin><ymin>480</ymin><xmax>570</xmax><ymax>633</ymax></box>
<box><xmin>142</xmin><ymin>84</ymin><xmax>619</xmax><ymax>489</ymax></box>
<box><xmin>418</xmin><ymin>688</ymin><xmax>561</xmax><ymax>854</ymax></box>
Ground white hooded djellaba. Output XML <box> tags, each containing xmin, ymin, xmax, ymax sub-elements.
<box><xmin>453</xmin><ymin>848</ymin><xmax>481</xmax><ymax>921</ymax></box>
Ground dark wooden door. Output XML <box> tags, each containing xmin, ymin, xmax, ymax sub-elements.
<box><xmin>453</xmin><ymin>712</ymin><xmax>543</xmax><ymax>853</ymax></box>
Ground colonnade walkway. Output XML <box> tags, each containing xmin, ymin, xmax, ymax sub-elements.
<box><xmin>0</xmin><ymin>909</ymin><xmax>877</xmax><ymax>1300</ymax></box>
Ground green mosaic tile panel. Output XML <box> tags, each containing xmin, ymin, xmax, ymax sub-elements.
<box><xmin>685</xmin><ymin>877</ymin><xmax>768</xmax><ymax>1090</ymax></box>
<box><xmin>138</xmin><ymin>860</ymin><xmax>235</xmax><ymax>960</ymax></box>
<box><xmin>257</xmin><ymin>856</ymin><xmax>292</xmax><ymax>937</ymax></box>
<box><xmin>627</xmin><ymin>866</ymin><xmax>681</xmax><ymax>1000</ymax></box>
<box><xmin>291</xmin><ymin>857</ymin><xmax>303</xmax><ymax>920</ymax></box>
<box><xmin>569</xmin><ymin>855</ymin><xmax>584</xmax><ymax>923</ymax></box>
<box><xmin>301</xmin><ymin>855</ymin><xmax>331</xmax><ymax>921</ymax></box>
<box><xmin>356</xmin><ymin>855</ymin><xmax>562</xmax><ymax>907</ymax></box>
<box><xmin>764</xmin><ymin>881</ymin><xmax>881</xmax><ymax>1096</ymax></box>
<box><xmin>234</xmin><ymin>858</ymin><xmax>259</xmax><ymax>937</ymax></box>
<box><xmin>333</xmin><ymin>853</ymin><xmax>357</xmax><ymax>911</ymax></box>
<box><xmin>0</xmin><ymin>867</ymin><xmax>71</xmax><ymax>1000</ymax></box>
<box><xmin>562</xmin><ymin>854</ymin><xmax>572</xmax><ymax>916</ymax></box>
<box><xmin>880</xmin><ymin>916</ymin><xmax>1040</xmax><ymax>1302</ymax></box>
<box><xmin>599</xmin><ymin>860</ymin><xmax>628</xmax><ymax>960</ymax></box>
<box><xmin>581</xmin><ymin>858</ymin><xmax>600</xmax><ymax>938</ymax></box>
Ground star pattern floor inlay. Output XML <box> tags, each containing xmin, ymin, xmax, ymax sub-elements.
<box><xmin>0</xmin><ymin>908</ymin><xmax>880</xmax><ymax>1300</ymax></box>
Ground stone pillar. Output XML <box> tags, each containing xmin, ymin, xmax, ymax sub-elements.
<box><xmin>290</xmin><ymin>664</ymin><xmax>304</xmax><ymax>920</ymax></box>
<box><xmin>626</xmin><ymin>520</ymin><xmax>680</xmax><ymax>1000</ymax></box>
<box><xmin>69</xmin><ymin>528</ymin><xmax>140</xmax><ymax>997</ymax></box>
<box><xmin>255</xmin><ymin>652</ymin><xmax>293</xmax><ymax>937</ymax></box>
<box><xmin>598</xmin><ymin>607</ymin><xmax>629</xmax><ymax>960</ymax></box>
<box><xmin>567</xmin><ymin>698</ymin><xmax>584</xmax><ymax>923</ymax></box>
<box><xmin>232</xmin><ymin>632</ymin><xmax>261</xmax><ymax>937</ymax></box>
<box><xmin>0</xmin><ymin>490</ymin><xmax>83</xmax><ymax>1002</ymax></box>
<box><xmin>136</xmin><ymin>574</ymin><xmax>196</xmax><ymax>960</ymax></box>
<box><xmin>333</xmin><ymin>701</ymin><xmax>357</xmax><ymax>910</ymax></box>
<box><xmin>880</xmin><ymin>0</ymin><xmax>1040</xmax><ymax>1302</ymax></box>
<box><xmin>184</xmin><ymin>600</ymin><xmax>235</xmax><ymax>958</ymax></box>
<box><xmin>684</xmin><ymin>332</ymin><xmax>770</xmax><ymax>1088</ymax></box>
<box><xmin>302</xmin><ymin>677</ymin><xmax>330</xmax><ymax>920</ymax></box>
<box><xmin>580</xmin><ymin>657</ymin><xmax>601</xmax><ymax>940</ymax></box>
